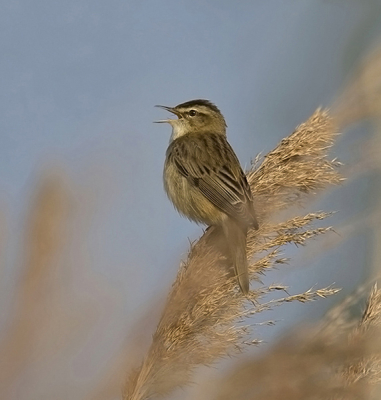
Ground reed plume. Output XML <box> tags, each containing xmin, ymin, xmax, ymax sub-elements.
<box><xmin>208</xmin><ymin>284</ymin><xmax>381</xmax><ymax>400</ymax></box>
<box><xmin>0</xmin><ymin>175</ymin><xmax>70</xmax><ymax>397</ymax></box>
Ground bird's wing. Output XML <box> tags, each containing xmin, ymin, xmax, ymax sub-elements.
<box><xmin>167</xmin><ymin>133</ymin><xmax>258</xmax><ymax>227</ymax></box>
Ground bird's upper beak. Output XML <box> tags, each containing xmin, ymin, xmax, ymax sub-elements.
<box><xmin>154</xmin><ymin>105</ymin><xmax>181</xmax><ymax>123</ymax></box>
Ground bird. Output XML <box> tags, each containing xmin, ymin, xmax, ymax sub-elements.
<box><xmin>156</xmin><ymin>99</ymin><xmax>258</xmax><ymax>294</ymax></box>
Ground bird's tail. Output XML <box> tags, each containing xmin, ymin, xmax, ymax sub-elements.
<box><xmin>223</xmin><ymin>218</ymin><xmax>249</xmax><ymax>295</ymax></box>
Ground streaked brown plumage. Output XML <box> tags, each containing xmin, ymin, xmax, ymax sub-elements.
<box><xmin>157</xmin><ymin>99</ymin><xmax>258</xmax><ymax>294</ymax></box>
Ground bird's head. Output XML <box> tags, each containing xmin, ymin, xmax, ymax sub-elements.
<box><xmin>155</xmin><ymin>99</ymin><xmax>227</xmax><ymax>140</ymax></box>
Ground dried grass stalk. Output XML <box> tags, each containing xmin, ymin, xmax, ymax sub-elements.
<box><xmin>333</xmin><ymin>46</ymin><xmax>381</xmax><ymax>128</ymax></box>
<box><xmin>210</xmin><ymin>284</ymin><xmax>381</xmax><ymax>400</ymax></box>
<box><xmin>124</xmin><ymin>109</ymin><xmax>342</xmax><ymax>400</ymax></box>
<box><xmin>249</xmin><ymin>109</ymin><xmax>341</xmax><ymax>216</ymax></box>
<box><xmin>0</xmin><ymin>176</ymin><xmax>70</xmax><ymax>396</ymax></box>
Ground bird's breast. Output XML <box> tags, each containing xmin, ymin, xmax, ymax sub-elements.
<box><xmin>163</xmin><ymin>161</ymin><xmax>225</xmax><ymax>226</ymax></box>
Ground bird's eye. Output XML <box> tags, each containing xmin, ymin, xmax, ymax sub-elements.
<box><xmin>189</xmin><ymin>110</ymin><xmax>197</xmax><ymax>117</ymax></box>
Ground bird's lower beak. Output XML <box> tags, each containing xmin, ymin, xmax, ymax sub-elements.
<box><xmin>154</xmin><ymin>105</ymin><xmax>181</xmax><ymax>124</ymax></box>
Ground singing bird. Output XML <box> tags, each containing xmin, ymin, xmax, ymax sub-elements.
<box><xmin>157</xmin><ymin>99</ymin><xmax>258</xmax><ymax>294</ymax></box>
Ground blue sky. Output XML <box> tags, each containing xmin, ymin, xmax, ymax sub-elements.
<box><xmin>2</xmin><ymin>0</ymin><xmax>378</xmax><ymax>319</ymax></box>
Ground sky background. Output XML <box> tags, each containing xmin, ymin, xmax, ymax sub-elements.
<box><xmin>1</xmin><ymin>1</ymin><xmax>381</xmax><ymax>399</ymax></box>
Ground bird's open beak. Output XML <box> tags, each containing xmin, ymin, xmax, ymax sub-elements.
<box><xmin>154</xmin><ymin>105</ymin><xmax>181</xmax><ymax>123</ymax></box>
